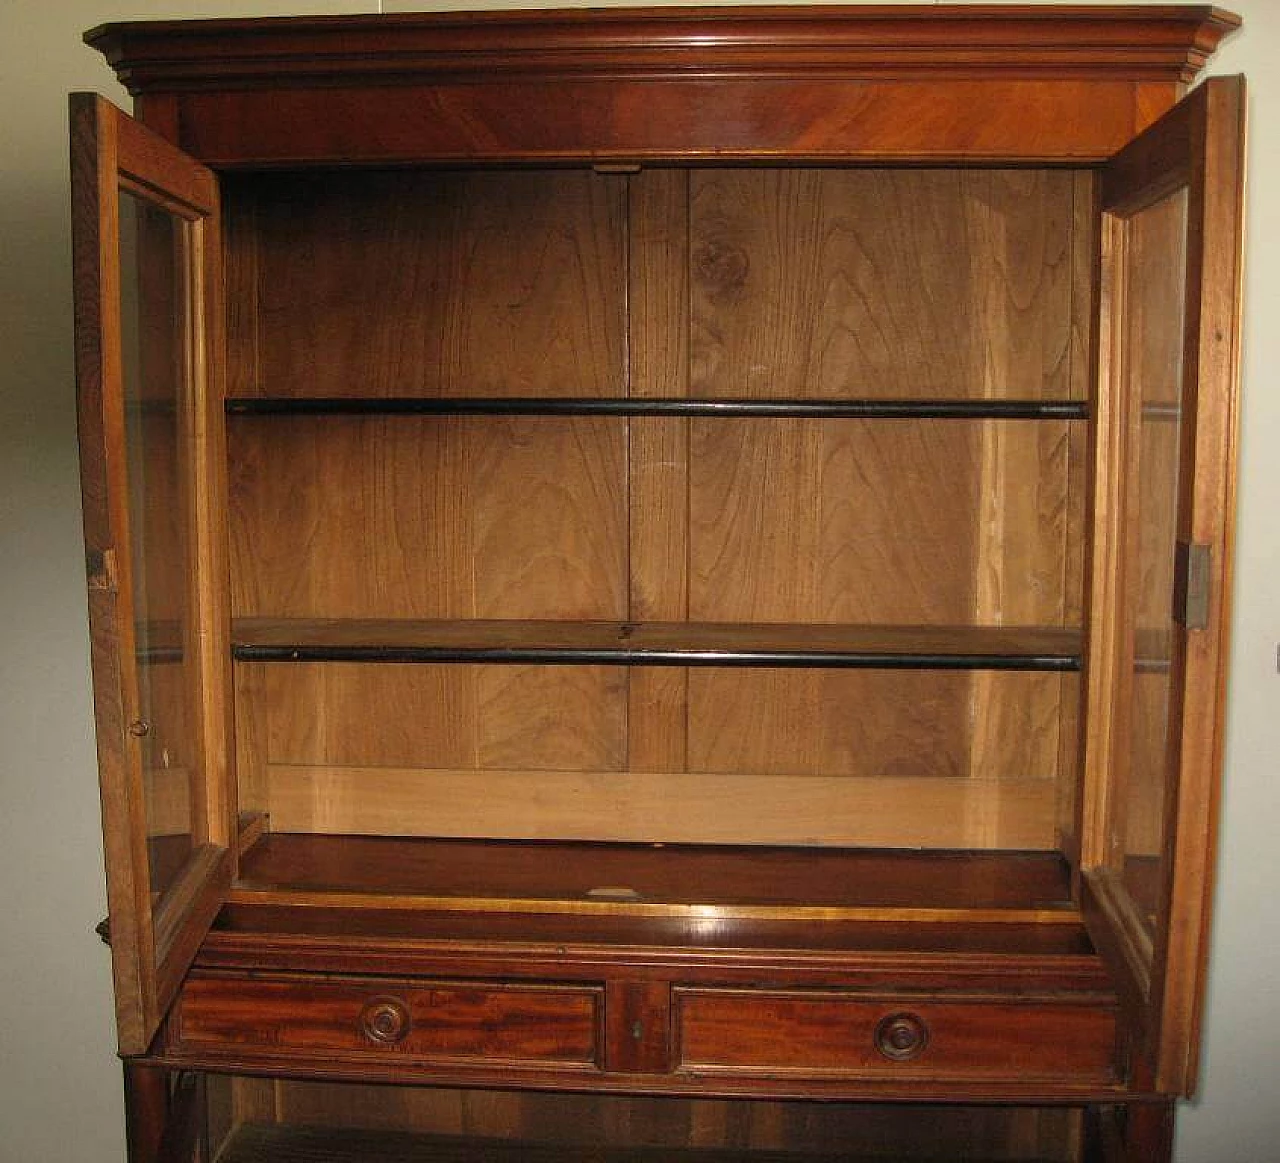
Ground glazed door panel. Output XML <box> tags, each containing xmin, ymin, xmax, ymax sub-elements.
<box><xmin>71</xmin><ymin>93</ymin><xmax>233</xmax><ymax>1055</ymax></box>
<box><xmin>1083</xmin><ymin>76</ymin><xmax>1245</xmax><ymax>1095</ymax></box>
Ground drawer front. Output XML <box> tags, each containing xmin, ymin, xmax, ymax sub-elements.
<box><xmin>676</xmin><ymin>988</ymin><xmax>1116</xmax><ymax>1082</ymax></box>
<box><xmin>177</xmin><ymin>975</ymin><xmax>601</xmax><ymax>1068</ymax></box>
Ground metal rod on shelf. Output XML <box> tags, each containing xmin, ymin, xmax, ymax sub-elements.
<box><xmin>226</xmin><ymin>396</ymin><xmax>1090</xmax><ymax>420</ymax></box>
<box><xmin>232</xmin><ymin>643</ymin><xmax>1081</xmax><ymax>671</ymax></box>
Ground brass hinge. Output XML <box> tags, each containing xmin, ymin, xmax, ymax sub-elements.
<box><xmin>1173</xmin><ymin>541</ymin><xmax>1212</xmax><ymax>631</ymax></box>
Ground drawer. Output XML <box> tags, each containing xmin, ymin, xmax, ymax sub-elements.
<box><xmin>175</xmin><ymin>974</ymin><xmax>601</xmax><ymax>1069</ymax></box>
<box><xmin>675</xmin><ymin>988</ymin><xmax>1116</xmax><ymax>1083</ymax></box>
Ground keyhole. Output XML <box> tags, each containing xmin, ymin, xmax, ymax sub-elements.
<box><xmin>630</xmin><ymin>1020</ymin><xmax>643</xmax><ymax>1041</ymax></box>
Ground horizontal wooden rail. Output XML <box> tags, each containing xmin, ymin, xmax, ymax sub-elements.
<box><xmin>231</xmin><ymin>618</ymin><xmax>1083</xmax><ymax>672</ymax></box>
<box><xmin>226</xmin><ymin>396</ymin><xmax>1090</xmax><ymax>420</ymax></box>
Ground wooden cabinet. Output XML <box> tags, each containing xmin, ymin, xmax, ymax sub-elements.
<box><xmin>70</xmin><ymin>7</ymin><xmax>1245</xmax><ymax>1162</ymax></box>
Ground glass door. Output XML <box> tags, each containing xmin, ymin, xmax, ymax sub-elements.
<box><xmin>1082</xmin><ymin>77</ymin><xmax>1245</xmax><ymax>1095</ymax></box>
<box><xmin>71</xmin><ymin>93</ymin><xmax>232</xmax><ymax>1055</ymax></box>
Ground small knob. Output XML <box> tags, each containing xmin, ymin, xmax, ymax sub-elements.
<box><xmin>128</xmin><ymin>719</ymin><xmax>151</xmax><ymax>738</ymax></box>
<box><xmin>874</xmin><ymin>1012</ymin><xmax>929</xmax><ymax>1061</ymax></box>
<box><xmin>360</xmin><ymin>996</ymin><xmax>411</xmax><ymax>1045</ymax></box>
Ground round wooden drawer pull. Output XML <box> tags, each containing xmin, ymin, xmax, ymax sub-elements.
<box><xmin>359</xmin><ymin>996</ymin><xmax>412</xmax><ymax>1045</ymax></box>
<box><xmin>874</xmin><ymin>1012</ymin><xmax>929</xmax><ymax>1061</ymax></box>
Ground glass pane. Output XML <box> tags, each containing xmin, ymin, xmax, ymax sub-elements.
<box><xmin>1110</xmin><ymin>187</ymin><xmax>1189</xmax><ymax>932</ymax></box>
<box><xmin>118</xmin><ymin>189</ymin><xmax>199</xmax><ymax>910</ymax></box>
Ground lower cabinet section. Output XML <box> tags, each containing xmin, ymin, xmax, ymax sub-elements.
<box><xmin>193</xmin><ymin>1077</ymin><xmax>1115</xmax><ymax>1163</ymax></box>
<box><xmin>213</xmin><ymin>1121</ymin><xmax>1077</xmax><ymax>1163</ymax></box>
<box><xmin>128</xmin><ymin>1068</ymin><xmax>1183</xmax><ymax>1163</ymax></box>
<box><xmin>166</xmin><ymin>971</ymin><xmax>1118</xmax><ymax>1092</ymax></box>
<box><xmin>674</xmin><ymin>988</ymin><xmax>1118</xmax><ymax>1083</ymax></box>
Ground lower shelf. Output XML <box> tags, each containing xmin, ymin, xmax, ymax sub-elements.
<box><xmin>216</xmin><ymin>1124</ymin><xmax>1070</xmax><ymax>1163</ymax></box>
<box><xmin>232</xmin><ymin>834</ymin><xmax>1076</xmax><ymax>922</ymax></box>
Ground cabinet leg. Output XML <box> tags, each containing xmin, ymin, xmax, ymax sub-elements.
<box><xmin>124</xmin><ymin>1067</ymin><xmax>206</xmax><ymax>1163</ymax></box>
<box><xmin>1084</xmin><ymin>1103</ymin><xmax>1175</xmax><ymax>1163</ymax></box>
<box><xmin>123</xmin><ymin>1064</ymin><xmax>169</xmax><ymax>1163</ymax></box>
<box><xmin>1121</xmin><ymin>1102</ymin><xmax>1175</xmax><ymax>1163</ymax></box>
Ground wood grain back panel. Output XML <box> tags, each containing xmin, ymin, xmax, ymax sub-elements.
<box><xmin>687</xmin><ymin>418</ymin><xmax>1074</xmax><ymax>626</ymax></box>
<box><xmin>689</xmin><ymin>170</ymin><xmax>1081</xmax><ymax>400</ymax></box>
<box><xmin>228</xmin><ymin>416</ymin><xmax>626</xmax><ymax>620</ymax></box>
<box><xmin>225</xmin><ymin>170</ymin><xmax>626</xmax><ymax>398</ymax></box>
<box><xmin>263</xmin><ymin>663</ymin><xmax>625</xmax><ymax>773</ymax></box>
<box><xmin>687</xmin><ymin>670</ymin><xmax>1065</xmax><ymax>784</ymax></box>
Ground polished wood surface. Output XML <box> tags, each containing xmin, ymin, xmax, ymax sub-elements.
<box><xmin>86</xmin><ymin>6</ymin><xmax>1241</xmax><ymax>91</ymax></box>
<box><xmin>234</xmin><ymin>834</ymin><xmax>1074</xmax><ymax>914</ymax></box>
<box><xmin>177</xmin><ymin>975</ymin><xmax>601</xmax><ymax>1068</ymax></box>
<box><xmin>675</xmin><ymin>987</ymin><xmax>1117</xmax><ymax>1082</ymax></box>
<box><xmin>70</xmin><ymin>9</ymin><xmax>1246</xmax><ymax>1160</ymax></box>
<box><xmin>88</xmin><ymin>7</ymin><xmax>1236</xmax><ymax>165</ymax></box>
<box><xmin>207</xmin><ymin>903</ymin><xmax>1101</xmax><ymax>961</ymax></box>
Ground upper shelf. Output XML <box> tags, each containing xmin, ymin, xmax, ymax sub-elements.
<box><xmin>226</xmin><ymin>397</ymin><xmax>1089</xmax><ymax>421</ymax></box>
<box><xmin>232</xmin><ymin>618</ymin><xmax>1081</xmax><ymax>672</ymax></box>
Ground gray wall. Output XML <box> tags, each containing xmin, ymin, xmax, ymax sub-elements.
<box><xmin>0</xmin><ymin>3</ymin><xmax>1274</xmax><ymax>1160</ymax></box>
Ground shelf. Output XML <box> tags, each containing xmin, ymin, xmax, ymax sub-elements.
<box><xmin>231</xmin><ymin>834</ymin><xmax>1076</xmax><ymax>923</ymax></box>
<box><xmin>226</xmin><ymin>396</ymin><xmax>1089</xmax><ymax>420</ymax></box>
<box><xmin>231</xmin><ymin>619</ymin><xmax>1081</xmax><ymax>672</ymax></box>
<box><xmin>211</xmin><ymin>900</ymin><xmax>1097</xmax><ymax>959</ymax></box>
<box><xmin>217</xmin><ymin>1124</ymin><xmax>1069</xmax><ymax>1163</ymax></box>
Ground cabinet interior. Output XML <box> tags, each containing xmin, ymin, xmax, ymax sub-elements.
<box><xmin>219</xmin><ymin>164</ymin><xmax>1096</xmax><ymax>917</ymax></box>
<box><xmin>206</xmin><ymin>1076</ymin><xmax>1088</xmax><ymax>1163</ymax></box>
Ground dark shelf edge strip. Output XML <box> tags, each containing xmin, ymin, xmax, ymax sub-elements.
<box><xmin>232</xmin><ymin>645</ymin><xmax>1081</xmax><ymax>672</ymax></box>
<box><xmin>226</xmin><ymin>397</ymin><xmax>1090</xmax><ymax>420</ymax></box>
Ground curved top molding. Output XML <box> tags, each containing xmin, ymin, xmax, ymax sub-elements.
<box><xmin>87</xmin><ymin>5</ymin><xmax>1241</xmax><ymax>93</ymax></box>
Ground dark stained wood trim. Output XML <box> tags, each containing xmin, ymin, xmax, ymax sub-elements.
<box><xmin>232</xmin><ymin>835</ymin><xmax>1077</xmax><ymax>914</ymax></box>
<box><xmin>88</xmin><ymin>6</ymin><xmax>1240</xmax><ymax>93</ymax></box>
<box><xmin>164</xmin><ymin>80</ymin><xmax>1175</xmax><ymax>167</ymax></box>
<box><xmin>226</xmin><ymin>397</ymin><xmax>1090</xmax><ymax>419</ymax></box>
<box><xmin>230</xmin><ymin>618</ymin><xmax>1083</xmax><ymax>671</ymax></box>
<box><xmin>141</xmin><ymin>1045</ymin><xmax>1134</xmax><ymax>1106</ymax></box>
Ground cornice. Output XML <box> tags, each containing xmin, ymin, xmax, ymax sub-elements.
<box><xmin>86</xmin><ymin>5</ymin><xmax>1242</xmax><ymax>93</ymax></box>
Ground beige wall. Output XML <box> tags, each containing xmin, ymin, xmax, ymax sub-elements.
<box><xmin>0</xmin><ymin>3</ymin><xmax>1274</xmax><ymax>1161</ymax></box>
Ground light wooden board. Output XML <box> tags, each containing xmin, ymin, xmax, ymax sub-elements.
<box><xmin>261</xmin><ymin>765</ymin><xmax>1056</xmax><ymax>850</ymax></box>
<box><xmin>263</xmin><ymin>663</ymin><xmax>626</xmax><ymax>772</ymax></box>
